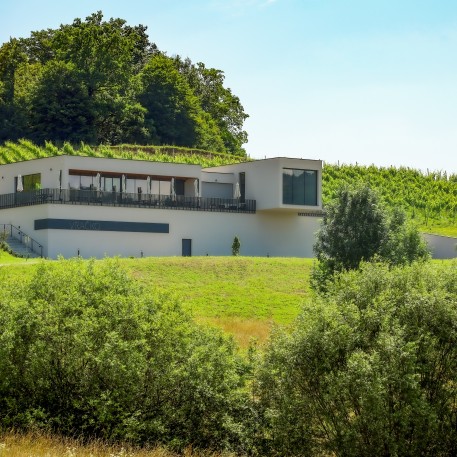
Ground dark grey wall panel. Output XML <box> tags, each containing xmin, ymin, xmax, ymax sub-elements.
<box><xmin>35</xmin><ymin>218</ymin><xmax>169</xmax><ymax>233</ymax></box>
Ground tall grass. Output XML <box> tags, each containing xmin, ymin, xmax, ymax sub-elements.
<box><xmin>0</xmin><ymin>431</ymin><xmax>237</xmax><ymax>457</ymax></box>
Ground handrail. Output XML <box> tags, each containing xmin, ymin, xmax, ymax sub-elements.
<box><xmin>0</xmin><ymin>188</ymin><xmax>256</xmax><ymax>214</ymax></box>
<box><xmin>1</xmin><ymin>223</ymin><xmax>43</xmax><ymax>258</ymax></box>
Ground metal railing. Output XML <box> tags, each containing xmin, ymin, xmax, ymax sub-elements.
<box><xmin>1</xmin><ymin>223</ymin><xmax>43</xmax><ymax>258</ymax></box>
<box><xmin>0</xmin><ymin>188</ymin><xmax>256</xmax><ymax>213</ymax></box>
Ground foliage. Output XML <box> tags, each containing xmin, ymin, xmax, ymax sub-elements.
<box><xmin>255</xmin><ymin>260</ymin><xmax>457</xmax><ymax>456</ymax></box>
<box><xmin>232</xmin><ymin>236</ymin><xmax>241</xmax><ymax>256</ymax></box>
<box><xmin>0</xmin><ymin>141</ymin><xmax>245</xmax><ymax>168</ymax></box>
<box><xmin>0</xmin><ymin>12</ymin><xmax>248</xmax><ymax>155</ymax></box>
<box><xmin>0</xmin><ymin>258</ymin><xmax>251</xmax><ymax>452</ymax></box>
<box><xmin>313</xmin><ymin>184</ymin><xmax>429</xmax><ymax>288</ymax></box>
<box><xmin>174</xmin><ymin>57</ymin><xmax>248</xmax><ymax>156</ymax></box>
<box><xmin>323</xmin><ymin>163</ymin><xmax>457</xmax><ymax>235</ymax></box>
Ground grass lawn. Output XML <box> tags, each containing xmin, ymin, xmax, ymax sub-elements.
<box><xmin>1</xmin><ymin>255</ymin><xmax>314</xmax><ymax>346</ymax></box>
<box><xmin>0</xmin><ymin>250</ymin><xmax>41</xmax><ymax>265</ymax></box>
<box><xmin>421</xmin><ymin>225</ymin><xmax>457</xmax><ymax>238</ymax></box>
<box><xmin>125</xmin><ymin>256</ymin><xmax>314</xmax><ymax>346</ymax></box>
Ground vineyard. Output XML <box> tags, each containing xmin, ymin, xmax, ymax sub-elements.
<box><xmin>1</xmin><ymin>141</ymin><xmax>456</xmax><ymax>235</ymax></box>
<box><xmin>0</xmin><ymin>140</ymin><xmax>244</xmax><ymax>168</ymax></box>
<box><xmin>323</xmin><ymin>164</ymin><xmax>457</xmax><ymax>236</ymax></box>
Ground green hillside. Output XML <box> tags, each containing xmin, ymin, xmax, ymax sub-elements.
<box><xmin>0</xmin><ymin>256</ymin><xmax>314</xmax><ymax>347</ymax></box>
<box><xmin>0</xmin><ymin>139</ymin><xmax>244</xmax><ymax>168</ymax></box>
<box><xmin>323</xmin><ymin>163</ymin><xmax>457</xmax><ymax>237</ymax></box>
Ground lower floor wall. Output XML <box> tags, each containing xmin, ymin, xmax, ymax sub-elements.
<box><xmin>422</xmin><ymin>233</ymin><xmax>457</xmax><ymax>259</ymax></box>
<box><xmin>1</xmin><ymin>205</ymin><xmax>321</xmax><ymax>259</ymax></box>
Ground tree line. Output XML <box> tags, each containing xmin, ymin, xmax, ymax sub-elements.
<box><xmin>1</xmin><ymin>257</ymin><xmax>456</xmax><ymax>456</ymax></box>
<box><xmin>0</xmin><ymin>12</ymin><xmax>248</xmax><ymax>156</ymax></box>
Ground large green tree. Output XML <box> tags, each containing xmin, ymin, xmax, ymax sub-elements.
<box><xmin>312</xmin><ymin>184</ymin><xmax>429</xmax><ymax>287</ymax></box>
<box><xmin>138</xmin><ymin>54</ymin><xmax>226</xmax><ymax>151</ymax></box>
<box><xmin>174</xmin><ymin>57</ymin><xmax>249</xmax><ymax>155</ymax></box>
<box><xmin>0</xmin><ymin>12</ymin><xmax>248</xmax><ymax>153</ymax></box>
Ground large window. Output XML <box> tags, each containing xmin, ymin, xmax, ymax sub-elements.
<box><xmin>17</xmin><ymin>173</ymin><xmax>41</xmax><ymax>192</ymax></box>
<box><xmin>283</xmin><ymin>168</ymin><xmax>318</xmax><ymax>206</ymax></box>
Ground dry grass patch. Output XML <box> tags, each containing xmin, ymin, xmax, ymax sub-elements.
<box><xmin>197</xmin><ymin>316</ymin><xmax>274</xmax><ymax>348</ymax></box>
<box><xmin>0</xmin><ymin>431</ymin><xmax>238</xmax><ymax>457</ymax></box>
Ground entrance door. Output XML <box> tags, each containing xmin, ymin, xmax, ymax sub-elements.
<box><xmin>182</xmin><ymin>239</ymin><xmax>192</xmax><ymax>257</ymax></box>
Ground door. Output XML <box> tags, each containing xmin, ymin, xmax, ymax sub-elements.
<box><xmin>182</xmin><ymin>239</ymin><xmax>192</xmax><ymax>257</ymax></box>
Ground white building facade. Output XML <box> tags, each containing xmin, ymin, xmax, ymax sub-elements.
<box><xmin>0</xmin><ymin>155</ymin><xmax>323</xmax><ymax>258</ymax></box>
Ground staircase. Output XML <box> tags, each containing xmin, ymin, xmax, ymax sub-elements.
<box><xmin>5</xmin><ymin>235</ymin><xmax>42</xmax><ymax>258</ymax></box>
<box><xmin>1</xmin><ymin>224</ymin><xmax>43</xmax><ymax>258</ymax></box>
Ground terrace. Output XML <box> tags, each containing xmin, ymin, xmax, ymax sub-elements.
<box><xmin>0</xmin><ymin>188</ymin><xmax>256</xmax><ymax>213</ymax></box>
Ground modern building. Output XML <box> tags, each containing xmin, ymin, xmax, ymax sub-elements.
<box><xmin>0</xmin><ymin>155</ymin><xmax>323</xmax><ymax>258</ymax></box>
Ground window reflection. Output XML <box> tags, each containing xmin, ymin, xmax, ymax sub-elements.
<box><xmin>283</xmin><ymin>168</ymin><xmax>317</xmax><ymax>205</ymax></box>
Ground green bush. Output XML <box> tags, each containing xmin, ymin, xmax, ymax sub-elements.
<box><xmin>0</xmin><ymin>258</ymin><xmax>251</xmax><ymax>452</ymax></box>
<box><xmin>312</xmin><ymin>184</ymin><xmax>429</xmax><ymax>290</ymax></box>
<box><xmin>255</xmin><ymin>261</ymin><xmax>457</xmax><ymax>456</ymax></box>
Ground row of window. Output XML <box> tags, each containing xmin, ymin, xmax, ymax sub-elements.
<box><xmin>16</xmin><ymin>170</ymin><xmax>318</xmax><ymax>207</ymax></box>
<box><xmin>69</xmin><ymin>175</ymin><xmax>185</xmax><ymax>196</ymax></box>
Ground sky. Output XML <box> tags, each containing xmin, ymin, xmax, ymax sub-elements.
<box><xmin>1</xmin><ymin>0</ymin><xmax>457</xmax><ymax>173</ymax></box>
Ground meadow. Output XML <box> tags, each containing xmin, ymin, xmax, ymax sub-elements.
<box><xmin>0</xmin><ymin>254</ymin><xmax>314</xmax><ymax>347</ymax></box>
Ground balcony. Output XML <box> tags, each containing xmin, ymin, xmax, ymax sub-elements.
<box><xmin>0</xmin><ymin>188</ymin><xmax>256</xmax><ymax>214</ymax></box>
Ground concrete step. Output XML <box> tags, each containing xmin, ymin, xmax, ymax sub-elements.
<box><xmin>5</xmin><ymin>236</ymin><xmax>41</xmax><ymax>258</ymax></box>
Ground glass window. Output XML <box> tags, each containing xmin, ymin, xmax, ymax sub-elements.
<box><xmin>283</xmin><ymin>168</ymin><xmax>318</xmax><ymax>206</ymax></box>
<box><xmin>22</xmin><ymin>173</ymin><xmax>41</xmax><ymax>191</ymax></box>
<box><xmin>69</xmin><ymin>175</ymin><xmax>80</xmax><ymax>189</ymax></box>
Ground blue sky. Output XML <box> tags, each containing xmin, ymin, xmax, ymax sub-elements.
<box><xmin>1</xmin><ymin>0</ymin><xmax>457</xmax><ymax>173</ymax></box>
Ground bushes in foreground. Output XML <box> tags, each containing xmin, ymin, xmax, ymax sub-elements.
<box><xmin>255</xmin><ymin>261</ymin><xmax>457</xmax><ymax>456</ymax></box>
<box><xmin>1</xmin><ymin>258</ymin><xmax>457</xmax><ymax>455</ymax></box>
<box><xmin>0</xmin><ymin>258</ymin><xmax>251</xmax><ymax>452</ymax></box>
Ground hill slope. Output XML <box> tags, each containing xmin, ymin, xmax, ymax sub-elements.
<box><xmin>323</xmin><ymin>163</ymin><xmax>457</xmax><ymax>236</ymax></box>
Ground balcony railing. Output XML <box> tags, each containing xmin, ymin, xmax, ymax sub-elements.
<box><xmin>0</xmin><ymin>188</ymin><xmax>256</xmax><ymax>214</ymax></box>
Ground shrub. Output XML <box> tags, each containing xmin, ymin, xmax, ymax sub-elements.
<box><xmin>312</xmin><ymin>184</ymin><xmax>429</xmax><ymax>290</ymax></box>
<box><xmin>255</xmin><ymin>261</ymin><xmax>457</xmax><ymax>456</ymax></box>
<box><xmin>0</xmin><ymin>258</ymin><xmax>251</xmax><ymax>452</ymax></box>
<box><xmin>232</xmin><ymin>236</ymin><xmax>241</xmax><ymax>256</ymax></box>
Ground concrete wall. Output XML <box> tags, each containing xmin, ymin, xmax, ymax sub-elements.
<box><xmin>0</xmin><ymin>204</ymin><xmax>320</xmax><ymax>259</ymax></box>
<box><xmin>423</xmin><ymin>234</ymin><xmax>457</xmax><ymax>259</ymax></box>
<box><xmin>0</xmin><ymin>155</ymin><xmax>202</xmax><ymax>195</ymax></box>
<box><xmin>206</xmin><ymin>157</ymin><xmax>323</xmax><ymax>212</ymax></box>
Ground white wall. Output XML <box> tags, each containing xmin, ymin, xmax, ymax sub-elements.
<box><xmin>204</xmin><ymin>157</ymin><xmax>323</xmax><ymax>212</ymax></box>
<box><xmin>423</xmin><ymin>234</ymin><xmax>457</xmax><ymax>259</ymax></box>
<box><xmin>0</xmin><ymin>203</ymin><xmax>320</xmax><ymax>259</ymax></box>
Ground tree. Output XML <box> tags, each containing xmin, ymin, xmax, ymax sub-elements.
<box><xmin>232</xmin><ymin>235</ymin><xmax>241</xmax><ymax>256</ymax></box>
<box><xmin>255</xmin><ymin>261</ymin><xmax>457</xmax><ymax>456</ymax></box>
<box><xmin>0</xmin><ymin>13</ymin><xmax>249</xmax><ymax>151</ymax></box>
<box><xmin>138</xmin><ymin>54</ymin><xmax>226</xmax><ymax>151</ymax></box>
<box><xmin>28</xmin><ymin>61</ymin><xmax>95</xmax><ymax>143</ymax></box>
<box><xmin>174</xmin><ymin>57</ymin><xmax>248</xmax><ymax>155</ymax></box>
<box><xmin>312</xmin><ymin>184</ymin><xmax>429</xmax><ymax>287</ymax></box>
